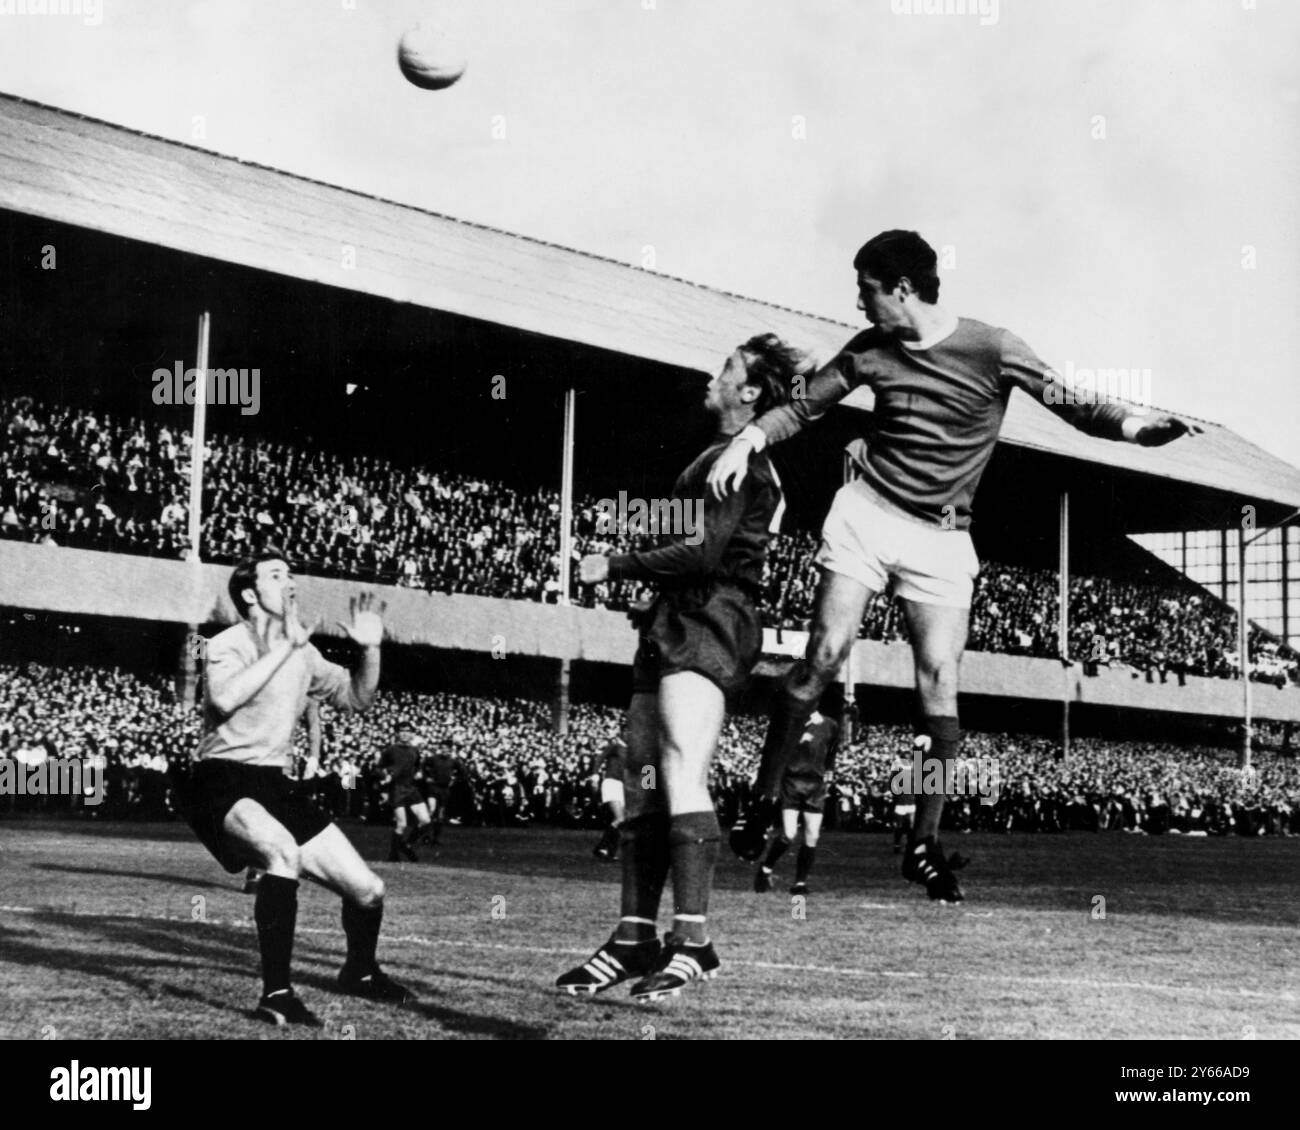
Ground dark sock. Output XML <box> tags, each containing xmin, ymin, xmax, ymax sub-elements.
<box><xmin>913</xmin><ymin>715</ymin><xmax>960</xmax><ymax>841</ymax></box>
<box><xmin>601</xmin><ymin>802</ymin><xmax>621</xmax><ymax>829</ymax></box>
<box><xmin>388</xmin><ymin>832</ymin><xmax>403</xmax><ymax>859</ymax></box>
<box><xmin>254</xmin><ymin>874</ymin><xmax>298</xmax><ymax>996</ymax></box>
<box><xmin>342</xmin><ymin>899</ymin><xmax>384</xmax><ymax>977</ymax></box>
<box><xmin>669</xmin><ymin>810</ymin><xmax>721</xmax><ymax>945</ymax></box>
<box><xmin>616</xmin><ymin>812</ymin><xmax>670</xmax><ymax>942</ymax></box>
<box><xmin>761</xmin><ymin>834</ymin><xmax>791</xmax><ymax>871</ymax></box>
<box><xmin>796</xmin><ymin>844</ymin><xmax>816</xmax><ymax>882</ymax></box>
<box><xmin>755</xmin><ymin>681</ymin><xmax>817</xmax><ymax>800</ymax></box>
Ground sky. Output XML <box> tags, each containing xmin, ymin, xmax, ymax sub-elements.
<box><xmin>1</xmin><ymin>0</ymin><xmax>1297</xmax><ymax>467</ymax></box>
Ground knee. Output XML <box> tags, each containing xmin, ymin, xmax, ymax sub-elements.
<box><xmin>805</xmin><ymin>635</ymin><xmax>853</xmax><ymax>684</ymax></box>
<box><xmin>355</xmin><ymin>873</ymin><xmax>385</xmax><ymax>908</ymax></box>
<box><xmin>262</xmin><ymin>838</ymin><xmax>301</xmax><ymax>876</ymax></box>
<box><xmin>915</xmin><ymin>656</ymin><xmax>960</xmax><ymax>698</ymax></box>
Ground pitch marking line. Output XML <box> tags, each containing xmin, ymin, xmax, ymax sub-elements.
<box><xmin>1</xmin><ymin>903</ymin><xmax>1294</xmax><ymax>1006</ymax></box>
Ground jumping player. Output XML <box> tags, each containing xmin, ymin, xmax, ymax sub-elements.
<box><xmin>185</xmin><ymin>549</ymin><xmax>413</xmax><ymax>1025</ymax></box>
<box><xmin>592</xmin><ymin>734</ymin><xmax>628</xmax><ymax>861</ymax></box>
<box><xmin>379</xmin><ymin>726</ymin><xmax>432</xmax><ymax>863</ymax></box>
<box><xmin>555</xmin><ymin>334</ymin><xmax>805</xmax><ymax>1002</ymax></box>
<box><xmin>710</xmin><ymin>230</ymin><xmax>1199</xmax><ymax>902</ymax></box>
<box><xmin>753</xmin><ymin>709</ymin><xmax>839</xmax><ymax>896</ymax></box>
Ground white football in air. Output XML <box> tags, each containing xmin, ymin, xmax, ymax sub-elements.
<box><xmin>398</xmin><ymin>19</ymin><xmax>467</xmax><ymax>90</ymax></box>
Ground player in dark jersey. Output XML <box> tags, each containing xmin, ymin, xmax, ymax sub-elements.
<box><xmin>182</xmin><ymin>549</ymin><xmax>412</xmax><ymax>1026</ymax></box>
<box><xmin>753</xmin><ymin>709</ymin><xmax>839</xmax><ymax>896</ymax></box>
<box><xmin>710</xmin><ymin>231</ymin><xmax>1200</xmax><ymax>902</ymax></box>
<box><xmin>420</xmin><ymin>743</ymin><xmax>460</xmax><ymax>850</ymax></box>
<box><xmin>379</xmin><ymin>727</ymin><xmax>431</xmax><ymax>863</ymax></box>
<box><xmin>592</xmin><ymin>735</ymin><xmax>628</xmax><ymax>861</ymax></box>
<box><xmin>556</xmin><ymin>334</ymin><xmax>806</xmax><ymax>1002</ymax></box>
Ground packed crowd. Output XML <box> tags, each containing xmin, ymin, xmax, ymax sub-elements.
<box><xmin>2</xmin><ymin>397</ymin><xmax>1296</xmax><ymax>683</ymax></box>
<box><xmin>2</xmin><ymin>661</ymin><xmax>1295</xmax><ymax>836</ymax></box>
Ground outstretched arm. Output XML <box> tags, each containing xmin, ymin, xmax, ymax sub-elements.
<box><xmin>1001</xmin><ymin>330</ymin><xmax>1202</xmax><ymax>447</ymax></box>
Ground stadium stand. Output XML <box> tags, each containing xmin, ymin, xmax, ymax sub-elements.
<box><xmin>4</xmin><ymin>397</ymin><xmax>1295</xmax><ymax>684</ymax></box>
<box><xmin>2</xmin><ymin>661</ymin><xmax>1295</xmax><ymax>835</ymax></box>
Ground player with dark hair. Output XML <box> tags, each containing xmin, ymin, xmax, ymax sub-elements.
<box><xmin>710</xmin><ymin>230</ymin><xmax>1200</xmax><ymax>902</ymax></box>
<box><xmin>753</xmin><ymin>708</ymin><xmax>839</xmax><ymax>896</ymax></box>
<box><xmin>184</xmin><ymin>548</ymin><xmax>413</xmax><ymax>1025</ymax></box>
<box><xmin>380</xmin><ymin>726</ymin><xmax>432</xmax><ymax>863</ymax></box>
<box><xmin>592</xmin><ymin>735</ymin><xmax>628</xmax><ymax>861</ymax></box>
<box><xmin>556</xmin><ymin>334</ymin><xmax>806</xmax><ymax>1001</ymax></box>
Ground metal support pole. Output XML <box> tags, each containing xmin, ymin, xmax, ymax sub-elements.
<box><xmin>1059</xmin><ymin>491</ymin><xmax>1071</xmax><ymax>761</ymax></box>
<box><xmin>181</xmin><ymin>312</ymin><xmax>210</xmax><ymax>705</ymax></box>
<box><xmin>1238</xmin><ymin>530</ymin><xmax>1251</xmax><ymax>770</ymax></box>
<box><xmin>555</xmin><ymin>387</ymin><xmax>577</xmax><ymax>735</ymax></box>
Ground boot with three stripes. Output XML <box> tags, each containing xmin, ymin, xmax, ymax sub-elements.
<box><xmin>555</xmin><ymin>935</ymin><xmax>661</xmax><ymax>996</ymax></box>
<box><xmin>628</xmin><ymin>934</ymin><xmax>720</xmax><ymax>1003</ymax></box>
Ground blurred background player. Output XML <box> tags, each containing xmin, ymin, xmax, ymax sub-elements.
<box><xmin>555</xmin><ymin>334</ymin><xmax>804</xmax><ymax>1003</ymax></box>
<box><xmin>592</xmin><ymin>734</ymin><xmax>628</xmax><ymax>860</ymax></box>
<box><xmin>754</xmin><ymin>707</ymin><xmax>839</xmax><ymax>895</ymax></box>
<box><xmin>420</xmin><ymin>739</ymin><xmax>460</xmax><ymax>851</ymax></box>
<box><xmin>379</xmin><ymin>725</ymin><xmax>431</xmax><ymax>862</ymax></box>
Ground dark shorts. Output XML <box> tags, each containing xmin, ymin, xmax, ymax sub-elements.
<box><xmin>390</xmin><ymin>784</ymin><xmax>425</xmax><ymax>810</ymax></box>
<box><xmin>424</xmin><ymin>786</ymin><xmax>451</xmax><ymax>815</ymax></box>
<box><xmin>631</xmin><ymin>582</ymin><xmax>762</xmax><ymax>702</ymax></box>
<box><xmin>781</xmin><ymin>774</ymin><xmax>828</xmax><ymax>814</ymax></box>
<box><xmin>182</xmin><ymin>759</ymin><xmax>334</xmax><ymax>873</ymax></box>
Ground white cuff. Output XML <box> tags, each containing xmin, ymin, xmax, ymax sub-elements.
<box><xmin>1121</xmin><ymin>415</ymin><xmax>1149</xmax><ymax>442</ymax></box>
<box><xmin>738</xmin><ymin>424</ymin><xmax>768</xmax><ymax>452</ymax></box>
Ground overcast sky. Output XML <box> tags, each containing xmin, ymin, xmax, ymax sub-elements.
<box><xmin>2</xmin><ymin>0</ymin><xmax>1297</xmax><ymax>467</ymax></box>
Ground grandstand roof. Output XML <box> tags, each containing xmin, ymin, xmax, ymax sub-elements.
<box><xmin>3</xmin><ymin>94</ymin><xmax>1299</xmax><ymax>514</ymax></box>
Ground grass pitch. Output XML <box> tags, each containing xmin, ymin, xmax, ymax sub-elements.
<box><xmin>0</xmin><ymin>820</ymin><xmax>1296</xmax><ymax>1040</ymax></box>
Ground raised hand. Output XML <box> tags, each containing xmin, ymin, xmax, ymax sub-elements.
<box><xmin>284</xmin><ymin>594</ymin><xmax>321</xmax><ymax>649</ymax></box>
<box><xmin>578</xmin><ymin>554</ymin><xmax>610</xmax><ymax>584</ymax></box>
<box><xmin>338</xmin><ymin>591</ymin><xmax>386</xmax><ymax>648</ymax></box>
<box><xmin>1135</xmin><ymin>415</ymin><xmax>1203</xmax><ymax>447</ymax></box>
<box><xmin>707</xmin><ymin>436</ymin><xmax>754</xmax><ymax>499</ymax></box>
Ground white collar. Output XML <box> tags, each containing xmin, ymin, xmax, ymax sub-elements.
<box><xmin>901</xmin><ymin>309</ymin><xmax>959</xmax><ymax>352</ymax></box>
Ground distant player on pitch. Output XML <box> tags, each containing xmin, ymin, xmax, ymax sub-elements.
<box><xmin>592</xmin><ymin>734</ymin><xmax>628</xmax><ymax>861</ymax></box>
<box><xmin>184</xmin><ymin>549</ymin><xmax>413</xmax><ymax>1025</ymax></box>
<box><xmin>379</xmin><ymin>726</ymin><xmax>432</xmax><ymax>863</ymax></box>
<box><xmin>711</xmin><ymin>230</ymin><xmax>1199</xmax><ymax>902</ymax></box>
<box><xmin>753</xmin><ymin>707</ymin><xmax>839</xmax><ymax>896</ymax></box>
<box><xmin>556</xmin><ymin>334</ymin><xmax>805</xmax><ymax>1002</ymax></box>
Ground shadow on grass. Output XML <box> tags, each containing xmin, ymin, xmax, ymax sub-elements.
<box><xmin>0</xmin><ymin>909</ymin><xmax>550</xmax><ymax>1039</ymax></box>
<box><xmin>33</xmin><ymin>862</ymin><xmax>234</xmax><ymax>892</ymax></box>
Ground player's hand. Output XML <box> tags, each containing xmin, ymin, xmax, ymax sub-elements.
<box><xmin>578</xmin><ymin>554</ymin><xmax>609</xmax><ymax>584</ymax></box>
<box><xmin>338</xmin><ymin>591</ymin><xmax>386</xmax><ymax>648</ymax></box>
<box><xmin>1134</xmin><ymin>414</ymin><xmax>1202</xmax><ymax>446</ymax></box>
<box><xmin>285</xmin><ymin>595</ymin><xmax>321</xmax><ymax>649</ymax></box>
<box><xmin>707</xmin><ymin>435</ymin><xmax>754</xmax><ymax>499</ymax></box>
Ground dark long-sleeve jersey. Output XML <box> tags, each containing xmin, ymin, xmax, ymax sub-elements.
<box><xmin>750</xmin><ymin>318</ymin><xmax>1137</xmax><ymax>530</ymax></box>
<box><xmin>378</xmin><ymin>742</ymin><xmax>420</xmax><ymax>789</ymax></box>
<box><xmin>786</xmin><ymin>714</ymin><xmax>839</xmax><ymax>780</ymax></box>
<box><xmin>607</xmin><ymin>430</ymin><xmax>782</xmax><ymax>591</ymax></box>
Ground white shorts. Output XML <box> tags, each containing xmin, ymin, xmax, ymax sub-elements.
<box><xmin>815</xmin><ymin>480</ymin><xmax>980</xmax><ymax>608</ymax></box>
<box><xmin>600</xmin><ymin>778</ymin><xmax>625</xmax><ymax>805</ymax></box>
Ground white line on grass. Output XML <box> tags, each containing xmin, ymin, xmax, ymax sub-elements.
<box><xmin>1</xmin><ymin>902</ymin><xmax>1294</xmax><ymax>1006</ymax></box>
